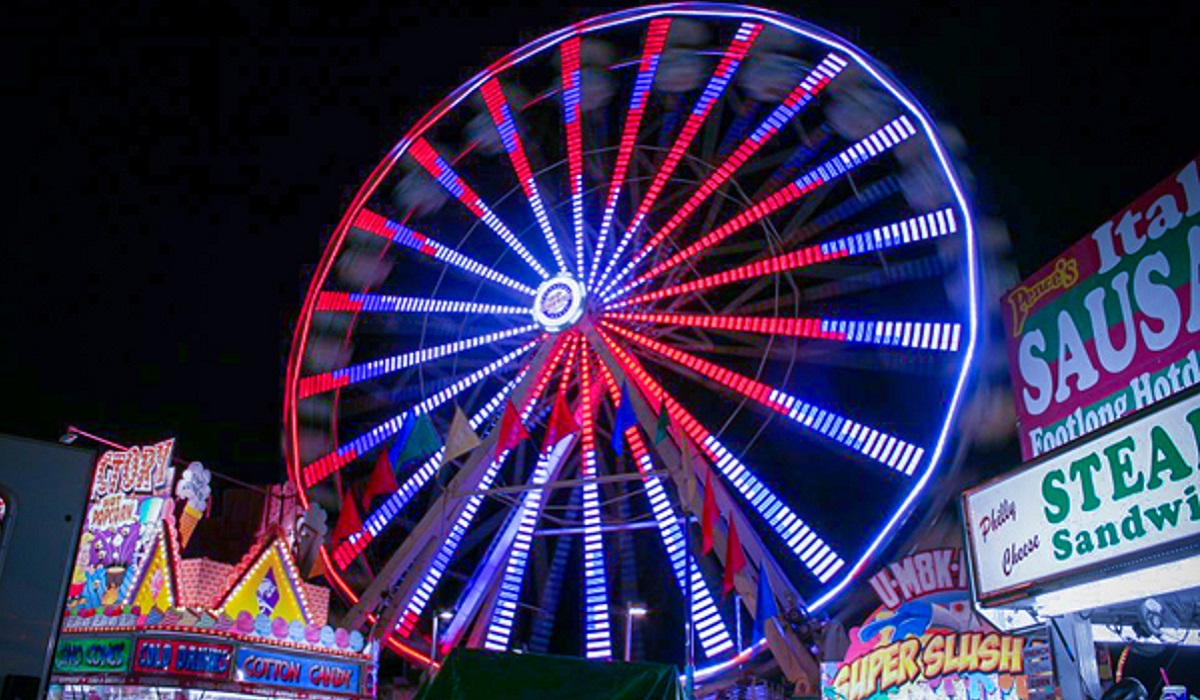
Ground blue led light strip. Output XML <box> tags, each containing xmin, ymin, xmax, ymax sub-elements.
<box><xmin>409</xmin><ymin>139</ymin><xmax>550</xmax><ymax>279</ymax></box>
<box><xmin>592</xmin><ymin>355</ymin><xmax>733</xmax><ymax>657</ymax></box>
<box><xmin>598</xmin><ymin>51</ymin><xmax>847</xmax><ymax>297</ymax></box>
<box><xmin>593</xmin><ymin>21</ymin><xmax>762</xmax><ymax>293</ymax></box>
<box><xmin>353</xmin><ymin>209</ymin><xmax>536</xmax><ymax>296</ymax></box>
<box><xmin>579</xmin><ymin>351</ymin><xmax>613</xmax><ymax>660</ymax></box>
<box><xmin>302</xmin><ymin>324</ymin><xmax>538</xmax><ymax>398</ymax></box>
<box><xmin>484</xmin><ymin>437</ymin><xmax>574</xmax><ymax>650</ymax></box>
<box><xmin>596</xmin><ymin>329</ymin><xmax>845</xmax><ymax>583</ymax></box>
<box><xmin>394</xmin><ymin>341</ymin><xmax>570</xmax><ymax>637</ymax></box>
<box><xmin>588</xmin><ymin>17</ymin><xmax>673</xmax><ymax>289</ymax></box>
<box><xmin>605</xmin><ymin>208</ymin><xmax>957</xmax><ymax>310</ymax></box>
<box><xmin>318</xmin><ymin>291</ymin><xmax>530</xmax><ymax>317</ymax></box>
<box><xmin>334</xmin><ymin>351</ymin><xmax>536</xmax><ymax>565</ymax></box>
<box><xmin>481</xmin><ymin>78</ymin><xmax>567</xmax><ymax>272</ymax></box>
<box><xmin>604</xmin><ymin>115</ymin><xmax>919</xmax><ymax>303</ymax></box>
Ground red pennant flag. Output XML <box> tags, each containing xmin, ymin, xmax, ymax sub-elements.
<box><xmin>722</xmin><ymin>517</ymin><xmax>746</xmax><ymax>596</ymax></box>
<box><xmin>543</xmin><ymin>392</ymin><xmax>579</xmax><ymax>449</ymax></box>
<box><xmin>331</xmin><ymin>492</ymin><xmax>363</xmax><ymax>550</ymax></box>
<box><xmin>701</xmin><ymin>472</ymin><xmax>717</xmax><ymax>555</ymax></box>
<box><xmin>361</xmin><ymin>450</ymin><xmax>399</xmax><ymax>509</ymax></box>
<box><xmin>494</xmin><ymin>399</ymin><xmax>531</xmax><ymax>459</ymax></box>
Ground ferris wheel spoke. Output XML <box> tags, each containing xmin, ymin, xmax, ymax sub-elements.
<box><xmin>302</xmin><ymin>338</ymin><xmax>538</xmax><ymax>490</ymax></box>
<box><xmin>316</xmin><ymin>291</ymin><xmax>531</xmax><ymax>317</ymax></box>
<box><xmin>588</xmin><ymin>17</ymin><xmax>673</xmax><ymax>288</ymax></box>
<box><xmin>605</xmin><ymin>311</ymin><xmax>963</xmax><ymax>353</ymax></box>
<box><xmin>608</xmin><ymin>207</ymin><xmax>957</xmax><ymax>309</ymax></box>
<box><xmin>383</xmin><ymin>338</ymin><xmax>572</xmax><ymax>640</ymax></box>
<box><xmin>602</xmin><ymin>320</ymin><xmax>925</xmax><ymax>476</ymax></box>
<box><xmin>481</xmin><ymin>78</ymin><xmax>568</xmax><ymax>272</ymax></box>
<box><xmin>353</xmin><ymin>209</ymin><xmax>537</xmax><ymax>296</ymax></box>
<box><xmin>593</xmin><ymin>21</ymin><xmax>764</xmax><ymax>292</ymax></box>
<box><xmin>298</xmin><ymin>324</ymin><xmax>538</xmax><ymax>399</ymax></box>
<box><xmin>331</xmin><ymin>364</ymin><xmax>531</xmax><ymax>568</ymax></box>
<box><xmin>560</xmin><ymin>35</ymin><xmax>586</xmax><ymax>275</ymax></box>
<box><xmin>481</xmin><ymin>432</ymin><xmax>578</xmax><ymax>650</ymax></box>
<box><xmin>604</xmin><ymin>116</ymin><xmax>920</xmax><ymax>303</ymax></box>
<box><xmin>566</xmin><ymin>344</ymin><xmax>609</xmax><ymax>658</ymax></box>
<box><xmin>408</xmin><ymin>138</ymin><xmax>551</xmax><ymax>279</ymax></box>
<box><xmin>594</xmin><ymin>327</ymin><xmax>844</xmax><ymax>583</ymax></box>
<box><xmin>600</xmin><ymin>53</ymin><xmax>848</xmax><ymax>297</ymax></box>
<box><xmin>593</xmin><ymin>353</ymin><xmax>734</xmax><ymax>658</ymax></box>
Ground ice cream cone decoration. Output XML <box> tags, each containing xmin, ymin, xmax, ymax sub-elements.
<box><xmin>179</xmin><ymin>503</ymin><xmax>203</xmax><ymax>548</ymax></box>
<box><xmin>175</xmin><ymin>462</ymin><xmax>212</xmax><ymax>550</ymax></box>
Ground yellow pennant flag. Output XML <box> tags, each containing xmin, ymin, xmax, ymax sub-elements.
<box><xmin>442</xmin><ymin>406</ymin><xmax>481</xmax><ymax>465</ymax></box>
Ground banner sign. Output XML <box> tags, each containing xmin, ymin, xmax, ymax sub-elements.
<box><xmin>67</xmin><ymin>439</ymin><xmax>177</xmax><ymax>611</ymax></box>
<box><xmin>235</xmin><ymin>647</ymin><xmax>361</xmax><ymax>696</ymax></box>
<box><xmin>1002</xmin><ymin>155</ymin><xmax>1200</xmax><ymax>459</ymax></box>
<box><xmin>54</xmin><ymin>636</ymin><xmax>133</xmax><ymax>674</ymax></box>
<box><xmin>964</xmin><ymin>390</ymin><xmax>1200</xmax><ymax>602</ymax></box>
<box><xmin>133</xmin><ymin>638</ymin><xmax>233</xmax><ymax>680</ymax></box>
<box><xmin>822</xmin><ymin>547</ymin><xmax>1029</xmax><ymax>700</ymax></box>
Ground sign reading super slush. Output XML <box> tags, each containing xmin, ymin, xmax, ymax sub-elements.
<box><xmin>964</xmin><ymin>390</ymin><xmax>1200</xmax><ymax>602</ymax></box>
<box><xmin>1003</xmin><ymin>155</ymin><xmax>1200</xmax><ymax>459</ymax></box>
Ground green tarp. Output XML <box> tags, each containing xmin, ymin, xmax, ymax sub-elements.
<box><xmin>414</xmin><ymin>649</ymin><xmax>683</xmax><ymax>700</ymax></box>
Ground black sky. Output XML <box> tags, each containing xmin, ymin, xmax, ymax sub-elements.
<box><xmin>3</xmin><ymin>0</ymin><xmax>1199</xmax><ymax>485</ymax></box>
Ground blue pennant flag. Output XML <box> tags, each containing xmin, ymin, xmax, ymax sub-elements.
<box><xmin>612</xmin><ymin>383</ymin><xmax>637</xmax><ymax>456</ymax></box>
<box><xmin>752</xmin><ymin>568</ymin><xmax>778</xmax><ymax>641</ymax></box>
<box><xmin>387</xmin><ymin>412</ymin><xmax>418</xmax><ymax>466</ymax></box>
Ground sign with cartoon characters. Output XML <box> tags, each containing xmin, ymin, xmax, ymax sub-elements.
<box><xmin>67</xmin><ymin>440</ymin><xmax>177</xmax><ymax>610</ymax></box>
<box><xmin>822</xmin><ymin>548</ymin><xmax>1033</xmax><ymax>700</ymax></box>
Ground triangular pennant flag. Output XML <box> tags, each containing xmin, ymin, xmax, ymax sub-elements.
<box><xmin>361</xmin><ymin>449</ymin><xmax>399</xmax><ymax>509</ymax></box>
<box><xmin>331</xmin><ymin>492</ymin><xmax>363</xmax><ymax>549</ymax></box>
<box><xmin>544</xmin><ymin>392</ymin><xmax>579</xmax><ymax>449</ymax></box>
<box><xmin>752</xmin><ymin>566</ymin><xmax>778</xmax><ymax>640</ymax></box>
<box><xmin>395</xmin><ymin>413</ymin><xmax>442</xmax><ymax>465</ymax></box>
<box><xmin>701</xmin><ymin>472</ymin><xmax>718</xmax><ymax>555</ymax></box>
<box><xmin>654</xmin><ymin>402</ymin><xmax>672</xmax><ymax>444</ymax></box>
<box><xmin>443</xmin><ymin>406</ymin><xmax>481</xmax><ymax>464</ymax></box>
<box><xmin>612</xmin><ymin>383</ymin><xmax>637</xmax><ymax>455</ymax></box>
<box><xmin>722</xmin><ymin>517</ymin><xmax>746</xmax><ymax>597</ymax></box>
<box><xmin>387</xmin><ymin>412</ymin><xmax>419</xmax><ymax>465</ymax></box>
<box><xmin>494</xmin><ymin>399</ymin><xmax>531</xmax><ymax>459</ymax></box>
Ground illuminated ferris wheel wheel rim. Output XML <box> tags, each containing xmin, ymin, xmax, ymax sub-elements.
<box><xmin>283</xmin><ymin>1</ymin><xmax>979</xmax><ymax>672</ymax></box>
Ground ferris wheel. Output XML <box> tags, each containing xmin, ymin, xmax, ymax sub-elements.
<box><xmin>284</xmin><ymin>3</ymin><xmax>978</xmax><ymax>677</ymax></box>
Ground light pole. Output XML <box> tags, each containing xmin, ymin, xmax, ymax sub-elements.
<box><xmin>431</xmin><ymin>609</ymin><xmax>455</xmax><ymax>669</ymax></box>
<box><xmin>623</xmin><ymin>603</ymin><xmax>648</xmax><ymax>662</ymax></box>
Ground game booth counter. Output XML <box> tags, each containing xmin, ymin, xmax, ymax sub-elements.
<box><xmin>47</xmin><ymin>438</ymin><xmax>379</xmax><ymax>700</ymax></box>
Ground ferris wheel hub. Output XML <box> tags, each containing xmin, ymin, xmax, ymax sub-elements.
<box><xmin>531</xmin><ymin>274</ymin><xmax>586</xmax><ymax>332</ymax></box>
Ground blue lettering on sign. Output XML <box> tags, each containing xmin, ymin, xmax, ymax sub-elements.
<box><xmin>236</xmin><ymin>648</ymin><xmax>361</xmax><ymax>695</ymax></box>
<box><xmin>134</xmin><ymin>639</ymin><xmax>233</xmax><ymax>679</ymax></box>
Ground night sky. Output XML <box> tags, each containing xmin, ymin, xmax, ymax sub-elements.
<box><xmin>5</xmin><ymin>1</ymin><xmax>1198</xmax><ymax>480</ymax></box>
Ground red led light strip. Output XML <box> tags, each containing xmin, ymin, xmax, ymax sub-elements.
<box><xmin>593</xmin><ymin>22</ymin><xmax>763</xmax><ymax>291</ymax></box>
<box><xmin>588</xmin><ymin>17</ymin><xmax>672</xmax><ymax>286</ymax></box>
<box><xmin>607</xmin><ymin>53</ymin><xmax>846</xmax><ymax>293</ymax></box>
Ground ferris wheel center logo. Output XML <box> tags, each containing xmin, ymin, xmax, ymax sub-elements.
<box><xmin>542</xmin><ymin>284</ymin><xmax>572</xmax><ymax>318</ymax></box>
<box><xmin>533</xmin><ymin>276</ymin><xmax>584</xmax><ymax>331</ymax></box>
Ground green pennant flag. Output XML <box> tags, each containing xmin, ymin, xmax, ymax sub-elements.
<box><xmin>395</xmin><ymin>413</ymin><xmax>442</xmax><ymax>465</ymax></box>
<box><xmin>654</xmin><ymin>403</ymin><xmax>671</xmax><ymax>444</ymax></box>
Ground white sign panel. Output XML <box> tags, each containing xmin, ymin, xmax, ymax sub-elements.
<box><xmin>963</xmin><ymin>391</ymin><xmax>1200</xmax><ymax>602</ymax></box>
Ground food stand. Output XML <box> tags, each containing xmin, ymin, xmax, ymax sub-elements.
<box><xmin>963</xmin><ymin>154</ymin><xmax>1200</xmax><ymax>697</ymax></box>
<box><xmin>47</xmin><ymin>439</ymin><xmax>378</xmax><ymax>700</ymax></box>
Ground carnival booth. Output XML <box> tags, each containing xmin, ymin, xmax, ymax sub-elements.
<box><xmin>820</xmin><ymin>514</ymin><xmax>1047</xmax><ymax>700</ymax></box>
<box><xmin>962</xmin><ymin>155</ymin><xmax>1200</xmax><ymax>698</ymax></box>
<box><xmin>47</xmin><ymin>438</ymin><xmax>378</xmax><ymax>700</ymax></box>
